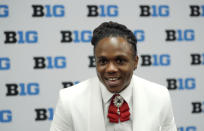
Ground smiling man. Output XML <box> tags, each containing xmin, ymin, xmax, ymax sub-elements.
<box><xmin>95</xmin><ymin>36</ymin><xmax>138</xmax><ymax>93</ymax></box>
<box><xmin>50</xmin><ymin>21</ymin><xmax>177</xmax><ymax>131</ymax></box>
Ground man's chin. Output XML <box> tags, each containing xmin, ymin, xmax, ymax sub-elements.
<box><xmin>105</xmin><ymin>85</ymin><xmax>123</xmax><ymax>93</ymax></box>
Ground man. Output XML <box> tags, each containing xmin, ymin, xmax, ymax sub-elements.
<box><xmin>50</xmin><ymin>21</ymin><xmax>177</xmax><ymax>131</ymax></box>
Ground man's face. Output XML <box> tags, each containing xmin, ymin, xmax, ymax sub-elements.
<box><xmin>95</xmin><ymin>37</ymin><xmax>138</xmax><ymax>93</ymax></box>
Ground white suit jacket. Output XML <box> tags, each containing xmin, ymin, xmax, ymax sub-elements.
<box><xmin>50</xmin><ymin>75</ymin><xmax>177</xmax><ymax>131</ymax></box>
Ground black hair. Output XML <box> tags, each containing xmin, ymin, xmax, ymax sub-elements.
<box><xmin>91</xmin><ymin>21</ymin><xmax>137</xmax><ymax>56</ymax></box>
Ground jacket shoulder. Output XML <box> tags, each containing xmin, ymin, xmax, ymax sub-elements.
<box><xmin>59</xmin><ymin>77</ymin><xmax>99</xmax><ymax>101</ymax></box>
<box><xmin>132</xmin><ymin>75</ymin><xmax>170</xmax><ymax>100</ymax></box>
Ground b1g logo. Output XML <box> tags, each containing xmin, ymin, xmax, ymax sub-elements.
<box><xmin>165</xmin><ymin>29</ymin><xmax>195</xmax><ymax>42</ymax></box>
<box><xmin>0</xmin><ymin>5</ymin><xmax>9</xmax><ymax>17</ymax></box>
<box><xmin>35</xmin><ymin>108</ymin><xmax>53</xmax><ymax>121</ymax></box>
<box><xmin>62</xmin><ymin>81</ymin><xmax>80</xmax><ymax>88</ymax></box>
<box><xmin>190</xmin><ymin>53</ymin><xmax>204</xmax><ymax>65</ymax></box>
<box><xmin>87</xmin><ymin>5</ymin><xmax>118</xmax><ymax>17</ymax></box>
<box><xmin>140</xmin><ymin>54</ymin><xmax>170</xmax><ymax>66</ymax></box>
<box><xmin>166</xmin><ymin>78</ymin><xmax>196</xmax><ymax>90</ymax></box>
<box><xmin>134</xmin><ymin>30</ymin><xmax>145</xmax><ymax>42</ymax></box>
<box><xmin>0</xmin><ymin>110</ymin><xmax>12</xmax><ymax>123</ymax></box>
<box><xmin>178</xmin><ymin>126</ymin><xmax>196</xmax><ymax>131</ymax></box>
<box><xmin>4</xmin><ymin>31</ymin><xmax>38</xmax><ymax>44</ymax></box>
<box><xmin>33</xmin><ymin>56</ymin><xmax>66</xmax><ymax>69</ymax></box>
<box><xmin>189</xmin><ymin>5</ymin><xmax>204</xmax><ymax>17</ymax></box>
<box><xmin>6</xmin><ymin>82</ymin><xmax>40</xmax><ymax>96</ymax></box>
<box><xmin>139</xmin><ymin>5</ymin><xmax>169</xmax><ymax>17</ymax></box>
<box><xmin>191</xmin><ymin>101</ymin><xmax>204</xmax><ymax>113</ymax></box>
<box><xmin>32</xmin><ymin>5</ymin><xmax>65</xmax><ymax>17</ymax></box>
<box><xmin>61</xmin><ymin>30</ymin><xmax>92</xmax><ymax>43</ymax></box>
<box><xmin>88</xmin><ymin>55</ymin><xmax>96</xmax><ymax>68</ymax></box>
<box><xmin>0</xmin><ymin>57</ymin><xmax>10</xmax><ymax>70</ymax></box>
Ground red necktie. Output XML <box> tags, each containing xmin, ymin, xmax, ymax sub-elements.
<box><xmin>107</xmin><ymin>94</ymin><xmax>130</xmax><ymax>123</ymax></box>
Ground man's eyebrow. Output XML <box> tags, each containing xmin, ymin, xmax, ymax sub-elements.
<box><xmin>115</xmin><ymin>54</ymin><xmax>129</xmax><ymax>58</ymax></box>
<box><xmin>96</xmin><ymin>56</ymin><xmax>106</xmax><ymax>59</ymax></box>
<box><xmin>116</xmin><ymin>55</ymin><xmax>126</xmax><ymax>57</ymax></box>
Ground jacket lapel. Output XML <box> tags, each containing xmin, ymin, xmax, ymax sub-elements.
<box><xmin>88</xmin><ymin>78</ymin><xmax>106</xmax><ymax>131</ymax></box>
<box><xmin>132</xmin><ymin>75</ymin><xmax>149</xmax><ymax>131</ymax></box>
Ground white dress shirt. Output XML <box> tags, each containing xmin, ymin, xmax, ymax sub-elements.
<box><xmin>100</xmin><ymin>80</ymin><xmax>133</xmax><ymax>131</ymax></box>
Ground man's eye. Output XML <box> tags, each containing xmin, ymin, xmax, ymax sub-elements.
<box><xmin>98</xmin><ymin>59</ymin><xmax>107</xmax><ymax>65</ymax></box>
<box><xmin>116</xmin><ymin>58</ymin><xmax>124</xmax><ymax>64</ymax></box>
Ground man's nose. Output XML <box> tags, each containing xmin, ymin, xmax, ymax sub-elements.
<box><xmin>106</xmin><ymin>62</ymin><xmax>118</xmax><ymax>73</ymax></box>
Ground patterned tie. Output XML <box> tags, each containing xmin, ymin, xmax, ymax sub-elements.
<box><xmin>107</xmin><ymin>94</ymin><xmax>130</xmax><ymax>123</ymax></box>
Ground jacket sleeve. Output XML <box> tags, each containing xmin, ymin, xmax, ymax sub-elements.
<box><xmin>160</xmin><ymin>89</ymin><xmax>177</xmax><ymax>131</ymax></box>
<box><xmin>50</xmin><ymin>90</ymin><xmax>74</xmax><ymax>131</ymax></box>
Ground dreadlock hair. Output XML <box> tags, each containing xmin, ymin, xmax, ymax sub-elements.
<box><xmin>91</xmin><ymin>21</ymin><xmax>137</xmax><ymax>56</ymax></box>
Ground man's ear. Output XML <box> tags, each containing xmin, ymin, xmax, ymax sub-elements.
<box><xmin>134</xmin><ymin>56</ymin><xmax>139</xmax><ymax>70</ymax></box>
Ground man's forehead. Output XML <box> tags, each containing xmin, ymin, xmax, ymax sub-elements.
<box><xmin>96</xmin><ymin>38</ymin><xmax>131</xmax><ymax>50</ymax></box>
<box><xmin>95</xmin><ymin>51</ymin><xmax>132</xmax><ymax>59</ymax></box>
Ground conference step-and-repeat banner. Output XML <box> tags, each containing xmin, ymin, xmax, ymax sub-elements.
<box><xmin>0</xmin><ymin>0</ymin><xmax>203</xmax><ymax>131</ymax></box>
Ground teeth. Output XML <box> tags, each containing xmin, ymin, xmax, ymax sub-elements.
<box><xmin>108</xmin><ymin>78</ymin><xmax>118</xmax><ymax>81</ymax></box>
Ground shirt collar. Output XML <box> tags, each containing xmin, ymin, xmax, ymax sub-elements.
<box><xmin>99</xmin><ymin>77</ymin><xmax>133</xmax><ymax>105</ymax></box>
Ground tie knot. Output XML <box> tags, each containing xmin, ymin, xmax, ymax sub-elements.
<box><xmin>112</xmin><ymin>94</ymin><xmax>124</xmax><ymax>108</ymax></box>
<box><xmin>108</xmin><ymin>94</ymin><xmax>130</xmax><ymax>123</ymax></box>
